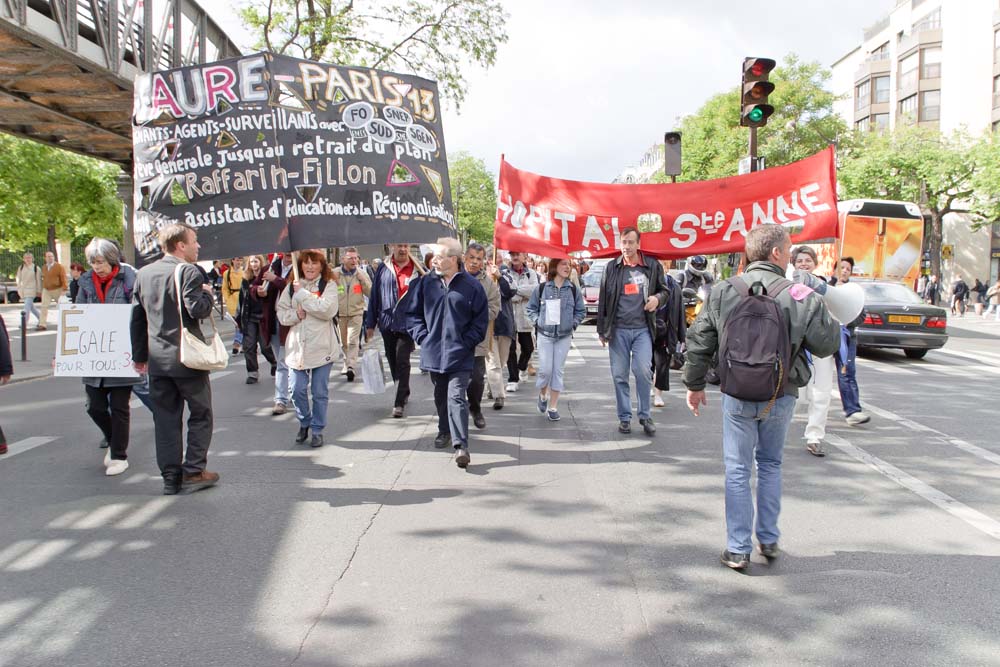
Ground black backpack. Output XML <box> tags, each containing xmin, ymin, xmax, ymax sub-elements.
<box><xmin>718</xmin><ymin>277</ymin><xmax>793</xmax><ymax>407</ymax></box>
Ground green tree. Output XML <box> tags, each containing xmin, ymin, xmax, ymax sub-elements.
<box><xmin>0</xmin><ymin>135</ymin><xmax>123</xmax><ymax>252</ymax></box>
<box><xmin>448</xmin><ymin>151</ymin><xmax>496</xmax><ymax>243</ymax></box>
<box><xmin>837</xmin><ymin>125</ymin><xmax>998</xmax><ymax>277</ymax></box>
<box><xmin>240</xmin><ymin>0</ymin><xmax>509</xmax><ymax>108</ymax></box>
<box><xmin>649</xmin><ymin>54</ymin><xmax>846</xmax><ymax>184</ymax></box>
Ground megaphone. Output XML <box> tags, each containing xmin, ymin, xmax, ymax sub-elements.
<box><xmin>786</xmin><ymin>268</ymin><xmax>865</xmax><ymax>324</ymax></box>
<box><xmin>823</xmin><ymin>281</ymin><xmax>865</xmax><ymax>324</ymax></box>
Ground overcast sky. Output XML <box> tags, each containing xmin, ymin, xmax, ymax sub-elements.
<box><xmin>219</xmin><ymin>0</ymin><xmax>895</xmax><ymax>182</ymax></box>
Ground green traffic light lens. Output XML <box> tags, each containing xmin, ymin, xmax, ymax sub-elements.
<box><xmin>748</xmin><ymin>108</ymin><xmax>764</xmax><ymax>122</ymax></box>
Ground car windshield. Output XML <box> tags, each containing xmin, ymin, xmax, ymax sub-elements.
<box><xmin>582</xmin><ymin>271</ymin><xmax>603</xmax><ymax>287</ymax></box>
<box><xmin>859</xmin><ymin>282</ymin><xmax>923</xmax><ymax>304</ymax></box>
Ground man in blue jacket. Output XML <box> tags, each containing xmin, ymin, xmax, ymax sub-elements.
<box><xmin>407</xmin><ymin>238</ymin><xmax>489</xmax><ymax>468</ymax></box>
<box><xmin>365</xmin><ymin>244</ymin><xmax>426</xmax><ymax>418</ymax></box>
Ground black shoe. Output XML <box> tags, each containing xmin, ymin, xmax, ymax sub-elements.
<box><xmin>473</xmin><ymin>412</ymin><xmax>486</xmax><ymax>429</ymax></box>
<box><xmin>618</xmin><ymin>421</ymin><xmax>631</xmax><ymax>434</ymax></box>
<box><xmin>758</xmin><ymin>543</ymin><xmax>780</xmax><ymax>559</ymax></box>
<box><xmin>434</xmin><ymin>433</ymin><xmax>452</xmax><ymax>449</ymax></box>
<box><xmin>310</xmin><ymin>434</ymin><xmax>324</xmax><ymax>448</ymax></box>
<box><xmin>295</xmin><ymin>427</ymin><xmax>310</xmax><ymax>444</ymax></box>
<box><xmin>720</xmin><ymin>550</ymin><xmax>750</xmax><ymax>570</ymax></box>
<box><xmin>270</xmin><ymin>364</ymin><xmax>277</xmax><ymax>377</ymax></box>
<box><xmin>246</xmin><ymin>376</ymin><xmax>258</xmax><ymax>384</ymax></box>
<box><xmin>162</xmin><ymin>474</ymin><xmax>182</xmax><ymax>496</ymax></box>
<box><xmin>346</xmin><ymin>368</ymin><xmax>355</xmax><ymax>382</ymax></box>
<box><xmin>493</xmin><ymin>397</ymin><xmax>504</xmax><ymax>410</ymax></box>
<box><xmin>639</xmin><ymin>418</ymin><xmax>656</xmax><ymax>435</ymax></box>
<box><xmin>99</xmin><ymin>437</ymin><xmax>109</xmax><ymax>449</ymax></box>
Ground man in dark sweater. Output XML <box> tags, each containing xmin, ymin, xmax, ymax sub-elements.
<box><xmin>407</xmin><ymin>238</ymin><xmax>489</xmax><ymax>469</ymax></box>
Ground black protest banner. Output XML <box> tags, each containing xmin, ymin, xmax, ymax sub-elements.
<box><xmin>131</xmin><ymin>53</ymin><xmax>455</xmax><ymax>263</ymax></box>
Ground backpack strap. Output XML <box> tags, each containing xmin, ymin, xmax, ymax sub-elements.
<box><xmin>726</xmin><ymin>277</ymin><xmax>751</xmax><ymax>297</ymax></box>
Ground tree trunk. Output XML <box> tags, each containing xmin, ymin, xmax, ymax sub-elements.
<box><xmin>46</xmin><ymin>223</ymin><xmax>56</xmax><ymax>255</ymax></box>
<box><xmin>927</xmin><ymin>209</ymin><xmax>943</xmax><ymax>279</ymax></box>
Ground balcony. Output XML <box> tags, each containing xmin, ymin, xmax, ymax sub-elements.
<box><xmin>898</xmin><ymin>28</ymin><xmax>942</xmax><ymax>56</ymax></box>
<box><xmin>854</xmin><ymin>53</ymin><xmax>892</xmax><ymax>83</ymax></box>
<box><xmin>864</xmin><ymin>16</ymin><xmax>891</xmax><ymax>42</ymax></box>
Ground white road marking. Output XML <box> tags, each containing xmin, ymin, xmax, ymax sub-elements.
<box><xmin>825</xmin><ymin>432</ymin><xmax>1000</xmax><ymax>542</ymax></box>
<box><xmin>0</xmin><ymin>437</ymin><xmax>57</xmax><ymax>459</ymax></box>
<box><xmin>861</xmin><ymin>402</ymin><xmax>1000</xmax><ymax>467</ymax></box>
<box><xmin>856</xmin><ymin>360</ymin><xmax>918</xmax><ymax>375</ymax></box>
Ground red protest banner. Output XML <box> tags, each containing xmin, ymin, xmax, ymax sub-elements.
<box><xmin>494</xmin><ymin>146</ymin><xmax>839</xmax><ymax>259</ymax></box>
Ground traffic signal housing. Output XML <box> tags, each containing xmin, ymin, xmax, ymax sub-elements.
<box><xmin>664</xmin><ymin>131</ymin><xmax>681</xmax><ymax>177</ymax></box>
<box><xmin>741</xmin><ymin>57</ymin><xmax>776</xmax><ymax>128</ymax></box>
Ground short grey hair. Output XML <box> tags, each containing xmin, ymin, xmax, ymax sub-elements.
<box><xmin>85</xmin><ymin>237</ymin><xmax>121</xmax><ymax>266</ymax></box>
<box><xmin>436</xmin><ymin>237</ymin><xmax>463</xmax><ymax>258</ymax></box>
<box><xmin>745</xmin><ymin>224</ymin><xmax>790</xmax><ymax>263</ymax></box>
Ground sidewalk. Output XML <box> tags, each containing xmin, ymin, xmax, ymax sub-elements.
<box><xmin>1</xmin><ymin>303</ymin><xmax>238</xmax><ymax>385</ymax></box>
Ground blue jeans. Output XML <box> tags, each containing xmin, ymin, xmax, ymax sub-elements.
<box><xmin>22</xmin><ymin>298</ymin><xmax>40</xmax><ymax>326</ymax></box>
<box><xmin>536</xmin><ymin>334</ymin><xmax>572</xmax><ymax>393</ymax></box>
<box><xmin>292</xmin><ymin>363</ymin><xmax>331</xmax><ymax>433</ymax></box>
<box><xmin>431</xmin><ymin>370</ymin><xmax>471</xmax><ymax>448</ymax></box>
<box><xmin>271</xmin><ymin>336</ymin><xmax>292</xmax><ymax>406</ymax></box>
<box><xmin>835</xmin><ymin>329</ymin><xmax>861</xmax><ymax>416</ymax></box>
<box><xmin>722</xmin><ymin>393</ymin><xmax>796</xmax><ymax>554</ymax></box>
<box><xmin>609</xmin><ymin>327</ymin><xmax>653</xmax><ymax>422</ymax></box>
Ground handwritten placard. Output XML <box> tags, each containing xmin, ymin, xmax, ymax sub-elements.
<box><xmin>54</xmin><ymin>304</ymin><xmax>138</xmax><ymax>378</ymax></box>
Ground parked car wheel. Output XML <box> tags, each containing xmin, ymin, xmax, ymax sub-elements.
<box><xmin>904</xmin><ymin>348</ymin><xmax>928</xmax><ymax>359</ymax></box>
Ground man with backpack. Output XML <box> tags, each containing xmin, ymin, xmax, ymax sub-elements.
<box><xmin>683</xmin><ymin>225</ymin><xmax>839</xmax><ymax>571</ymax></box>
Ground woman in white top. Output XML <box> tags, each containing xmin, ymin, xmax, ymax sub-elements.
<box><xmin>794</xmin><ymin>246</ymin><xmax>835</xmax><ymax>457</ymax></box>
<box><xmin>276</xmin><ymin>250</ymin><xmax>339</xmax><ymax>448</ymax></box>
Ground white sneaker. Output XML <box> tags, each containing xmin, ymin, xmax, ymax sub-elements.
<box><xmin>653</xmin><ymin>394</ymin><xmax>665</xmax><ymax>407</ymax></box>
<box><xmin>846</xmin><ymin>412</ymin><xmax>871</xmax><ymax>426</ymax></box>
<box><xmin>505</xmin><ymin>382</ymin><xmax>518</xmax><ymax>393</ymax></box>
<box><xmin>105</xmin><ymin>459</ymin><xmax>129</xmax><ymax>476</ymax></box>
<box><xmin>103</xmin><ymin>449</ymin><xmax>111</xmax><ymax>467</ymax></box>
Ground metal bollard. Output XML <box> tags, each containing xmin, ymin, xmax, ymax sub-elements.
<box><xmin>20</xmin><ymin>310</ymin><xmax>27</xmax><ymax>361</ymax></box>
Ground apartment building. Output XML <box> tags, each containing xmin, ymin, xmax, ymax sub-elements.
<box><xmin>612</xmin><ymin>144</ymin><xmax>664</xmax><ymax>184</ymax></box>
<box><xmin>831</xmin><ymin>0</ymin><xmax>1000</xmax><ymax>285</ymax></box>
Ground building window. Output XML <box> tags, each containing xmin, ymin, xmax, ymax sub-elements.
<box><xmin>873</xmin><ymin>113</ymin><xmax>890</xmax><ymax>131</ymax></box>
<box><xmin>995</xmin><ymin>29</ymin><xmax>1000</xmax><ymax>63</ymax></box>
<box><xmin>994</xmin><ymin>76</ymin><xmax>1000</xmax><ymax>109</ymax></box>
<box><xmin>856</xmin><ymin>80</ymin><xmax>871</xmax><ymax>110</ymax></box>
<box><xmin>900</xmin><ymin>94</ymin><xmax>918</xmax><ymax>123</ymax></box>
<box><xmin>871</xmin><ymin>42</ymin><xmax>890</xmax><ymax>61</ymax></box>
<box><xmin>913</xmin><ymin>8</ymin><xmax>941</xmax><ymax>32</ymax></box>
<box><xmin>856</xmin><ymin>117</ymin><xmax>870</xmax><ymax>132</ymax></box>
<box><xmin>921</xmin><ymin>47</ymin><xmax>942</xmax><ymax>79</ymax></box>
<box><xmin>920</xmin><ymin>90</ymin><xmax>940</xmax><ymax>121</ymax></box>
<box><xmin>873</xmin><ymin>76</ymin><xmax>890</xmax><ymax>104</ymax></box>
<box><xmin>899</xmin><ymin>52</ymin><xmax>919</xmax><ymax>90</ymax></box>
<box><xmin>994</xmin><ymin>120</ymin><xmax>1000</xmax><ymax>134</ymax></box>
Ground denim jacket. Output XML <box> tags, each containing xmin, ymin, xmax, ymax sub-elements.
<box><xmin>525</xmin><ymin>279</ymin><xmax>585</xmax><ymax>339</ymax></box>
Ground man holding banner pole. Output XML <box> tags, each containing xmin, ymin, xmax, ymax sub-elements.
<box><xmin>597</xmin><ymin>227</ymin><xmax>670</xmax><ymax>436</ymax></box>
<box><xmin>365</xmin><ymin>244</ymin><xmax>427</xmax><ymax>419</ymax></box>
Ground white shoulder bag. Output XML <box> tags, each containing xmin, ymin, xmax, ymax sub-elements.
<box><xmin>174</xmin><ymin>263</ymin><xmax>228</xmax><ymax>371</ymax></box>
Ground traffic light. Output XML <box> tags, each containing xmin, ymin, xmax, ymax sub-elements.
<box><xmin>741</xmin><ymin>57</ymin><xmax>776</xmax><ymax>128</ymax></box>
<box><xmin>664</xmin><ymin>131</ymin><xmax>681</xmax><ymax>177</ymax></box>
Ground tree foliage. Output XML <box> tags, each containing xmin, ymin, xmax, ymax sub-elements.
<box><xmin>448</xmin><ymin>150</ymin><xmax>496</xmax><ymax>243</ymax></box>
<box><xmin>650</xmin><ymin>54</ymin><xmax>846</xmax><ymax>184</ymax></box>
<box><xmin>837</xmin><ymin>125</ymin><xmax>999</xmax><ymax>277</ymax></box>
<box><xmin>240</xmin><ymin>0</ymin><xmax>509</xmax><ymax>108</ymax></box>
<box><xmin>0</xmin><ymin>135</ymin><xmax>123</xmax><ymax>252</ymax></box>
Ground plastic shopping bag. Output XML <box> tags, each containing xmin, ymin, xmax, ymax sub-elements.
<box><xmin>361</xmin><ymin>347</ymin><xmax>390</xmax><ymax>394</ymax></box>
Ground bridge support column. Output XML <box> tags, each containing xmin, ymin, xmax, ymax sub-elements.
<box><xmin>117</xmin><ymin>171</ymin><xmax>136</xmax><ymax>265</ymax></box>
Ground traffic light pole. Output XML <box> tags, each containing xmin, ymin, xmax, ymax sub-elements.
<box><xmin>748</xmin><ymin>126</ymin><xmax>758</xmax><ymax>173</ymax></box>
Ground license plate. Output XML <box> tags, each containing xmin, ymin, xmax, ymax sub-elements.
<box><xmin>888</xmin><ymin>314</ymin><xmax>921</xmax><ymax>324</ymax></box>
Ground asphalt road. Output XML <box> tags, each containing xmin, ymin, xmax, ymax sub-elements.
<box><xmin>1</xmin><ymin>317</ymin><xmax>999</xmax><ymax>666</ymax></box>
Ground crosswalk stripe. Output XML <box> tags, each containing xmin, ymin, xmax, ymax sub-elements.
<box><xmin>0</xmin><ymin>437</ymin><xmax>57</xmax><ymax>460</ymax></box>
<box><xmin>861</xmin><ymin>402</ymin><xmax>1000</xmax><ymax>467</ymax></box>
<box><xmin>826</xmin><ymin>432</ymin><xmax>1000</xmax><ymax>541</ymax></box>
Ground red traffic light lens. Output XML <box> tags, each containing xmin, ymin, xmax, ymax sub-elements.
<box><xmin>751</xmin><ymin>62</ymin><xmax>765</xmax><ymax>76</ymax></box>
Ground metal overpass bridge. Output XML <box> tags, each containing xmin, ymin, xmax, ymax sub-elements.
<box><xmin>0</xmin><ymin>0</ymin><xmax>242</xmax><ymax>167</ymax></box>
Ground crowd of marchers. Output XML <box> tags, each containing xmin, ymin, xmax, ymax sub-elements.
<box><xmin>0</xmin><ymin>222</ymin><xmax>897</xmax><ymax>572</ymax></box>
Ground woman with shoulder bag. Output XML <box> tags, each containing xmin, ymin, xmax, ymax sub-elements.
<box><xmin>525</xmin><ymin>258</ymin><xmax>585</xmax><ymax>421</ymax></box>
<box><xmin>276</xmin><ymin>250</ymin><xmax>340</xmax><ymax>447</ymax></box>
<box><xmin>236</xmin><ymin>255</ymin><xmax>278</xmax><ymax>384</ymax></box>
<box><xmin>75</xmin><ymin>238</ymin><xmax>142</xmax><ymax>476</ymax></box>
